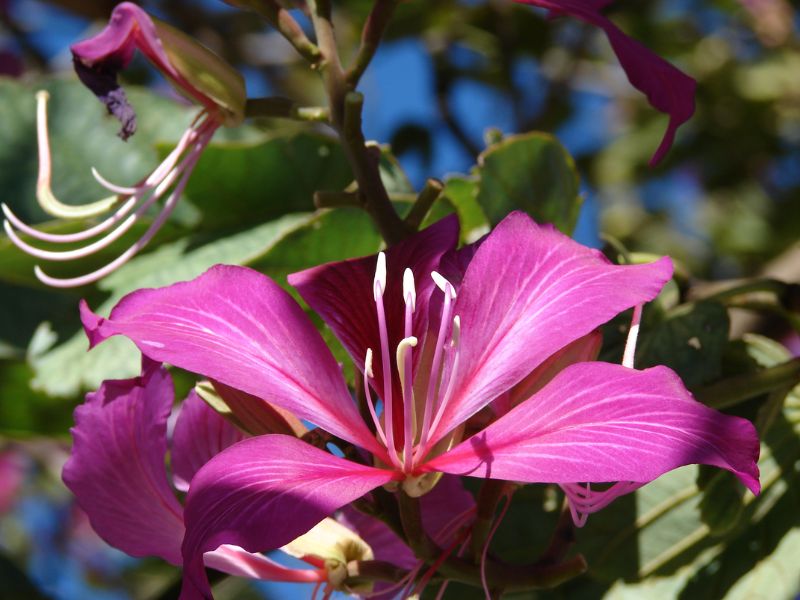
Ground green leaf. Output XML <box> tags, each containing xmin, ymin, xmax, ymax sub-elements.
<box><xmin>474</xmin><ymin>132</ymin><xmax>582</xmax><ymax>234</ymax></box>
<box><xmin>637</xmin><ymin>301</ymin><xmax>729</xmax><ymax>388</ymax></box>
<box><xmin>442</xmin><ymin>176</ymin><xmax>490</xmax><ymax>243</ymax></box>
<box><xmin>171</xmin><ymin>133</ymin><xmax>353</xmax><ymax>229</ymax></box>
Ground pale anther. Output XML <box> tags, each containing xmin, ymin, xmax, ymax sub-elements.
<box><xmin>395</xmin><ymin>336</ymin><xmax>418</xmax><ymax>379</ymax></box>
<box><xmin>403</xmin><ymin>268</ymin><xmax>416</xmax><ymax>311</ymax></box>
<box><xmin>364</xmin><ymin>348</ymin><xmax>375</xmax><ymax>378</ymax></box>
<box><xmin>373</xmin><ymin>252</ymin><xmax>387</xmax><ymax>300</ymax></box>
<box><xmin>431</xmin><ymin>271</ymin><xmax>456</xmax><ymax>298</ymax></box>
<box><xmin>451</xmin><ymin>315</ymin><xmax>461</xmax><ymax>347</ymax></box>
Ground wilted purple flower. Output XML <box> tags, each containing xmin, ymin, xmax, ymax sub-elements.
<box><xmin>78</xmin><ymin>212</ymin><xmax>759</xmax><ymax>599</ymax></box>
<box><xmin>2</xmin><ymin>3</ymin><xmax>245</xmax><ymax>288</ymax></box>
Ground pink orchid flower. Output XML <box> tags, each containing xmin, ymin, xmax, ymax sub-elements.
<box><xmin>515</xmin><ymin>0</ymin><xmax>697</xmax><ymax>165</ymax></box>
<box><xmin>2</xmin><ymin>2</ymin><xmax>245</xmax><ymax>288</ymax></box>
<box><xmin>78</xmin><ymin>212</ymin><xmax>759</xmax><ymax>599</ymax></box>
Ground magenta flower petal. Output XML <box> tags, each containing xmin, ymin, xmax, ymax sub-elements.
<box><xmin>180</xmin><ymin>434</ymin><xmax>397</xmax><ymax>598</ymax></box>
<box><xmin>80</xmin><ymin>265</ymin><xmax>383</xmax><ymax>456</ymax></box>
<box><xmin>172</xmin><ymin>390</ymin><xmax>246</xmax><ymax>492</ymax></box>
<box><xmin>288</xmin><ymin>215</ymin><xmax>459</xmax><ymax>401</ymax></box>
<box><xmin>431</xmin><ymin>211</ymin><xmax>672</xmax><ymax>444</ymax></box>
<box><xmin>62</xmin><ymin>358</ymin><xmax>184</xmax><ymax>565</ymax></box>
<box><xmin>204</xmin><ymin>545</ymin><xmax>325</xmax><ymax>583</ymax></box>
<box><xmin>516</xmin><ymin>0</ymin><xmax>696</xmax><ymax>165</ymax></box>
<box><xmin>427</xmin><ymin>362</ymin><xmax>760</xmax><ymax>496</ymax></box>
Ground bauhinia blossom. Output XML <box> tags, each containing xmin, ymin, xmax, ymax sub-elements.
<box><xmin>515</xmin><ymin>0</ymin><xmax>697</xmax><ymax>165</ymax></box>
<box><xmin>2</xmin><ymin>2</ymin><xmax>245</xmax><ymax>288</ymax></box>
<box><xmin>77</xmin><ymin>212</ymin><xmax>760</xmax><ymax>599</ymax></box>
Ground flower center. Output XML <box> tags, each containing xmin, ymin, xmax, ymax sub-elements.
<box><xmin>364</xmin><ymin>252</ymin><xmax>461</xmax><ymax>474</ymax></box>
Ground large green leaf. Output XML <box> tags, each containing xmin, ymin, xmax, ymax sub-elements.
<box><xmin>637</xmin><ymin>301</ymin><xmax>730</xmax><ymax>388</ymax></box>
<box><xmin>474</xmin><ymin>132</ymin><xmax>582</xmax><ymax>234</ymax></box>
<box><xmin>172</xmin><ymin>133</ymin><xmax>353</xmax><ymax>228</ymax></box>
<box><xmin>441</xmin><ymin>176</ymin><xmax>490</xmax><ymax>243</ymax></box>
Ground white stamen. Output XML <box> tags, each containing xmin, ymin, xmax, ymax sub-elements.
<box><xmin>403</xmin><ymin>268</ymin><xmax>416</xmax><ymax>311</ymax></box>
<box><xmin>91</xmin><ymin>167</ymin><xmax>140</xmax><ymax>196</ymax></box>
<box><xmin>431</xmin><ymin>271</ymin><xmax>456</xmax><ymax>298</ymax></box>
<box><xmin>35</xmin><ymin>90</ymin><xmax>121</xmax><ymax>219</ymax></box>
<box><xmin>373</xmin><ymin>252</ymin><xmax>387</xmax><ymax>300</ymax></box>
<box><xmin>362</xmin><ymin>348</ymin><xmax>387</xmax><ymax>447</ymax></box>
<box><xmin>32</xmin><ymin>128</ymin><xmax>211</xmax><ymax>288</ymax></box>
<box><xmin>622</xmin><ymin>304</ymin><xmax>643</xmax><ymax>369</ymax></box>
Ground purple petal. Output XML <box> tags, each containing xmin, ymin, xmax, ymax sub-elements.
<box><xmin>80</xmin><ymin>265</ymin><xmax>383</xmax><ymax>457</ymax></box>
<box><xmin>516</xmin><ymin>0</ymin><xmax>696</xmax><ymax>165</ymax></box>
<box><xmin>339</xmin><ymin>508</ymin><xmax>417</xmax><ymax>570</ymax></box>
<box><xmin>289</xmin><ymin>216</ymin><xmax>458</xmax><ymax>433</ymax></box>
<box><xmin>180</xmin><ymin>435</ymin><xmax>397</xmax><ymax>599</ymax></box>
<box><xmin>172</xmin><ymin>390</ymin><xmax>246</xmax><ymax>492</ymax></box>
<box><xmin>505</xmin><ymin>330</ymin><xmax>602</xmax><ymax>410</ymax></box>
<box><xmin>427</xmin><ymin>362</ymin><xmax>760</xmax><ymax>497</ymax></box>
<box><xmin>62</xmin><ymin>358</ymin><xmax>184</xmax><ymax>565</ymax></box>
<box><xmin>430</xmin><ymin>212</ymin><xmax>673</xmax><ymax>444</ymax></box>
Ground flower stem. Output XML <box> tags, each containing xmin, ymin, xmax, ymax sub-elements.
<box><xmin>398</xmin><ymin>490</ymin><xmax>588</xmax><ymax>592</ymax></box>
<box><xmin>694</xmin><ymin>358</ymin><xmax>800</xmax><ymax>410</ymax></box>
<box><xmin>308</xmin><ymin>0</ymin><xmax>411</xmax><ymax>245</ymax></box>
<box><xmin>470</xmin><ymin>480</ymin><xmax>514</xmax><ymax>561</ymax></box>
<box><xmin>405</xmin><ymin>178</ymin><xmax>444</xmax><ymax>230</ymax></box>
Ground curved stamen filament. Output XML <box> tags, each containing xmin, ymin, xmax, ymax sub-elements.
<box><xmin>425</xmin><ymin>314</ymin><xmax>461</xmax><ymax>455</ymax></box>
<box><xmin>417</xmin><ymin>272</ymin><xmax>456</xmax><ymax>452</ymax></box>
<box><xmin>33</xmin><ymin>128</ymin><xmax>212</xmax><ymax>287</ymax></box>
<box><xmin>622</xmin><ymin>304</ymin><xmax>643</xmax><ymax>369</ymax></box>
<box><xmin>373</xmin><ymin>252</ymin><xmax>398</xmax><ymax>463</ymax></box>
<box><xmin>5</xmin><ymin>164</ymin><xmax>183</xmax><ymax>261</ymax></box>
<box><xmin>362</xmin><ymin>348</ymin><xmax>388</xmax><ymax>449</ymax></box>
<box><xmin>35</xmin><ymin>91</ymin><xmax>121</xmax><ymax>219</ymax></box>
<box><xmin>561</xmin><ymin>482</ymin><xmax>641</xmax><ymax>527</ymax></box>
<box><xmin>3</xmin><ymin>116</ymin><xmax>211</xmax><ymax>246</ymax></box>
<box><xmin>397</xmin><ymin>336</ymin><xmax>417</xmax><ymax>471</ymax></box>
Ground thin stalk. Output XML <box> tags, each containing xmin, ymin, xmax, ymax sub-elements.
<box><xmin>340</xmin><ymin>92</ymin><xmax>413</xmax><ymax>243</ymax></box>
<box><xmin>345</xmin><ymin>0</ymin><xmax>401</xmax><ymax>86</ymax></box>
<box><xmin>694</xmin><ymin>358</ymin><xmax>800</xmax><ymax>410</ymax></box>
<box><xmin>405</xmin><ymin>178</ymin><xmax>444</xmax><ymax>230</ymax></box>
<box><xmin>470</xmin><ymin>480</ymin><xmax>513</xmax><ymax>561</ymax></box>
<box><xmin>307</xmin><ymin>0</ymin><xmax>410</xmax><ymax>244</ymax></box>
<box><xmin>241</xmin><ymin>0</ymin><xmax>321</xmax><ymax>63</ymax></box>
